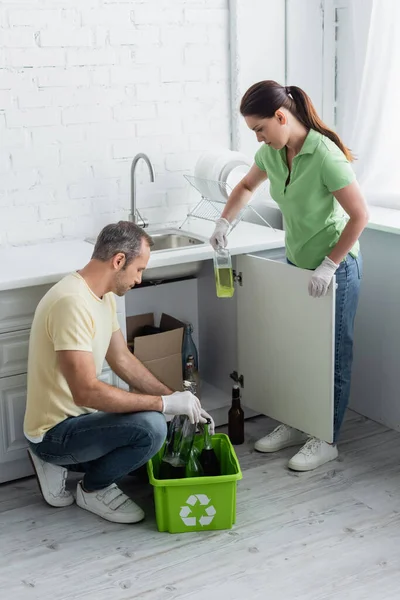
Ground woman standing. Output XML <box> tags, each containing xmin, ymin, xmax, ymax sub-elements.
<box><xmin>210</xmin><ymin>80</ymin><xmax>368</xmax><ymax>471</ymax></box>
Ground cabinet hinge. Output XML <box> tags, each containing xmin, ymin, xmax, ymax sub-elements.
<box><xmin>230</xmin><ymin>370</ymin><xmax>244</xmax><ymax>388</ymax></box>
<box><xmin>233</xmin><ymin>270</ymin><xmax>243</xmax><ymax>286</ymax></box>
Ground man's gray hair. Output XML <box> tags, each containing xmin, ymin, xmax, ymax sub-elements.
<box><xmin>92</xmin><ymin>221</ymin><xmax>153</xmax><ymax>267</ymax></box>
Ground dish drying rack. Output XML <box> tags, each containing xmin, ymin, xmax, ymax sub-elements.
<box><xmin>179</xmin><ymin>175</ymin><xmax>275</xmax><ymax>232</ymax></box>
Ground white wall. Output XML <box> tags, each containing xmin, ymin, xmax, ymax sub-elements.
<box><xmin>335</xmin><ymin>0</ymin><xmax>373</xmax><ymax>138</ymax></box>
<box><xmin>0</xmin><ymin>0</ymin><xmax>230</xmax><ymax>246</ymax></box>
<box><xmin>229</xmin><ymin>0</ymin><xmax>286</xmax><ymax>159</ymax></box>
<box><xmin>286</xmin><ymin>0</ymin><xmax>337</xmax><ymax>127</ymax></box>
<box><xmin>228</xmin><ymin>0</ymin><xmax>285</xmax><ymax>229</ymax></box>
<box><xmin>230</xmin><ymin>0</ymin><xmax>328</xmax><ymax>229</ymax></box>
<box><xmin>286</xmin><ymin>0</ymin><xmax>324</xmax><ymax>115</ymax></box>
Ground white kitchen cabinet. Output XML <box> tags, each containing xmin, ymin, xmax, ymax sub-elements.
<box><xmin>0</xmin><ymin>286</ymin><xmax>54</xmax><ymax>483</ymax></box>
<box><xmin>127</xmin><ymin>249</ymin><xmax>335</xmax><ymax>442</ymax></box>
<box><xmin>0</xmin><ymin>285</ymin><xmax>52</xmax><ymax>334</ymax></box>
<box><xmin>0</xmin><ymin>374</ymin><xmax>32</xmax><ymax>483</ymax></box>
<box><xmin>235</xmin><ymin>252</ymin><xmax>335</xmax><ymax>442</ymax></box>
<box><xmin>0</xmin><ymin>330</ymin><xmax>30</xmax><ymax>378</ymax></box>
<box><xmin>0</xmin><ymin>285</ymin><xmax>123</xmax><ymax>483</ymax></box>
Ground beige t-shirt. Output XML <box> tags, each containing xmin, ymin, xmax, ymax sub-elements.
<box><xmin>24</xmin><ymin>272</ymin><xmax>120</xmax><ymax>442</ymax></box>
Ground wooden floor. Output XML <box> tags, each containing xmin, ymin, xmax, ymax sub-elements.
<box><xmin>2</xmin><ymin>410</ymin><xmax>400</xmax><ymax>600</ymax></box>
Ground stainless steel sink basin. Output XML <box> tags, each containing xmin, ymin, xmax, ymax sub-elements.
<box><xmin>144</xmin><ymin>228</ymin><xmax>207</xmax><ymax>281</ymax></box>
<box><xmin>85</xmin><ymin>228</ymin><xmax>208</xmax><ymax>282</ymax></box>
<box><xmin>150</xmin><ymin>229</ymin><xmax>206</xmax><ymax>252</ymax></box>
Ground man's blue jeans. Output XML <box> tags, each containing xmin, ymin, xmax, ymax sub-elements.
<box><xmin>29</xmin><ymin>411</ymin><xmax>167</xmax><ymax>491</ymax></box>
<box><xmin>289</xmin><ymin>253</ymin><xmax>362</xmax><ymax>442</ymax></box>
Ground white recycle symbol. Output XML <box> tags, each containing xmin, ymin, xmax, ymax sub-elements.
<box><xmin>179</xmin><ymin>494</ymin><xmax>216</xmax><ymax>527</ymax></box>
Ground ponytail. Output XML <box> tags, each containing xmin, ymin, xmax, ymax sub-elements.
<box><xmin>240</xmin><ymin>81</ymin><xmax>354</xmax><ymax>162</ymax></box>
<box><xmin>287</xmin><ymin>86</ymin><xmax>354</xmax><ymax>162</ymax></box>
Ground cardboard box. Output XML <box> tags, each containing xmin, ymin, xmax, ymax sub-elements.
<box><xmin>126</xmin><ymin>313</ymin><xmax>184</xmax><ymax>392</ymax></box>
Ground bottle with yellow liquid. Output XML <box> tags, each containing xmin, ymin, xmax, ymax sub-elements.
<box><xmin>214</xmin><ymin>248</ymin><xmax>234</xmax><ymax>298</ymax></box>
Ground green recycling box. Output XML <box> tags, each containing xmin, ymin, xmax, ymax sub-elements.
<box><xmin>147</xmin><ymin>433</ymin><xmax>243</xmax><ymax>534</ymax></box>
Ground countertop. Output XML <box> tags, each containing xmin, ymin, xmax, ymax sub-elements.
<box><xmin>0</xmin><ymin>219</ymin><xmax>285</xmax><ymax>292</ymax></box>
<box><xmin>366</xmin><ymin>206</ymin><xmax>400</xmax><ymax>236</ymax></box>
<box><xmin>145</xmin><ymin>218</ymin><xmax>285</xmax><ymax>268</ymax></box>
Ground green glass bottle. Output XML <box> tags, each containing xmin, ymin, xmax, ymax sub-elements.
<box><xmin>186</xmin><ymin>446</ymin><xmax>203</xmax><ymax>478</ymax></box>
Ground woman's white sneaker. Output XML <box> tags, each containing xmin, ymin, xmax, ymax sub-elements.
<box><xmin>254</xmin><ymin>424</ymin><xmax>308</xmax><ymax>453</ymax></box>
<box><xmin>288</xmin><ymin>437</ymin><xmax>338</xmax><ymax>472</ymax></box>
<box><xmin>76</xmin><ymin>482</ymin><xmax>145</xmax><ymax>524</ymax></box>
<box><xmin>27</xmin><ymin>448</ymin><xmax>74</xmax><ymax>507</ymax></box>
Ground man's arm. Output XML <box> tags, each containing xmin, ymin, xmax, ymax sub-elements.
<box><xmin>57</xmin><ymin>349</ymin><xmax>163</xmax><ymax>413</ymax></box>
<box><xmin>105</xmin><ymin>329</ymin><xmax>172</xmax><ymax>396</ymax></box>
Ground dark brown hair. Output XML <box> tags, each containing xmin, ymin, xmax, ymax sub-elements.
<box><xmin>92</xmin><ymin>221</ymin><xmax>153</xmax><ymax>267</ymax></box>
<box><xmin>240</xmin><ymin>80</ymin><xmax>354</xmax><ymax>162</ymax></box>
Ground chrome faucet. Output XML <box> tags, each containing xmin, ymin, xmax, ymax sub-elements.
<box><xmin>129</xmin><ymin>153</ymin><xmax>155</xmax><ymax>228</ymax></box>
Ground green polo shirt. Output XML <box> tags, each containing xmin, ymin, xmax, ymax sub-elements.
<box><xmin>255</xmin><ymin>129</ymin><xmax>358</xmax><ymax>269</ymax></box>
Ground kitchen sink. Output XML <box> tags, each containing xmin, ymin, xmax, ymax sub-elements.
<box><xmin>85</xmin><ymin>228</ymin><xmax>208</xmax><ymax>282</ymax></box>
<box><xmin>144</xmin><ymin>228</ymin><xmax>207</xmax><ymax>281</ymax></box>
<box><xmin>149</xmin><ymin>229</ymin><xmax>206</xmax><ymax>252</ymax></box>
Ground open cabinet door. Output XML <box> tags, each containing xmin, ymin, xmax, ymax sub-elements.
<box><xmin>236</xmin><ymin>251</ymin><xmax>335</xmax><ymax>442</ymax></box>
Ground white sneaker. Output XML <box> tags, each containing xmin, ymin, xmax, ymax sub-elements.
<box><xmin>254</xmin><ymin>424</ymin><xmax>308</xmax><ymax>453</ymax></box>
<box><xmin>288</xmin><ymin>437</ymin><xmax>338</xmax><ymax>472</ymax></box>
<box><xmin>27</xmin><ymin>448</ymin><xmax>74</xmax><ymax>507</ymax></box>
<box><xmin>76</xmin><ymin>482</ymin><xmax>145</xmax><ymax>524</ymax></box>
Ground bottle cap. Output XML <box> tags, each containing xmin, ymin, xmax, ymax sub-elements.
<box><xmin>232</xmin><ymin>384</ymin><xmax>241</xmax><ymax>399</ymax></box>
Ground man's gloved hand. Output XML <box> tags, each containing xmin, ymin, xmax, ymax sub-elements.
<box><xmin>308</xmin><ymin>256</ymin><xmax>338</xmax><ymax>298</ymax></box>
<box><xmin>161</xmin><ymin>391</ymin><xmax>201</xmax><ymax>424</ymax></box>
<box><xmin>209</xmin><ymin>217</ymin><xmax>230</xmax><ymax>251</ymax></box>
<box><xmin>199</xmin><ymin>409</ymin><xmax>215</xmax><ymax>435</ymax></box>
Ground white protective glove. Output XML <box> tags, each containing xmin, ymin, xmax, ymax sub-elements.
<box><xmin>200</xmin><ymin>409</ymin><xmax>215</xmax><ymax>435</ymax></box>
<box><xmin>161</xmin><ymin>391</ymin><xmax>201</xmax><ymax>424</ymax></box>
<box><xmin>308</xmin><ymin>256</ymin><xmax>338</xmax><ymax>298</ymax></box>
<box><xmin>209</xmin><ymin>217</ymin><xmax>230</xmax><ymax>251</ymax></box>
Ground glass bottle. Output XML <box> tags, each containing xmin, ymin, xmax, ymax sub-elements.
<box><xmin>186</xmin><ymin>445</ymin><xmax>204</xmax><ymax>478</ymax></box>
<box><xmin>228</xmin><ymin>384</ymin><xmax>244</xmax><ymax>445</ymax></box>
<box><xmin>177</xmin><ymin>416</ymin><xmax>197</xmax><ymax>465</ymax></box>
<box><xmin>159</xmin><ymin>415</ymin><xmax>196</xmax><ymax>480</ymax></box>
<box><xmin>182</xmin><ymin>323</ymin><xmax>199</xmax><ymax>374</ymax></box>
<box><xmin>184</xmin><ymin>355</ymin><xmax>201</xmax><ymax>399</ymax></box>
<box><xmin>199</xmin><ymin>419</ymin><xmax>221</xmax><ymax>476</ymax></box>
<box><xmin>213</xmin><ymin>248</ymin><xmax>234</xmax><ymax>298</ymax></box>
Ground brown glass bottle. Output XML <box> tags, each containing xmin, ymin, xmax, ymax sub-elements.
<box><xmin>228</xmin><ymin>384</ymin><xmax>244</xmax><ymax>445</ymax></box>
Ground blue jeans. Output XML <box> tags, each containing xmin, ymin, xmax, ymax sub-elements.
<box><xmin>289</xmin><ymin>253</ymin><xmax>362</xmax><ymax>442</ymax></box>
<box><xmin>333</xmin><ymin>254</ymin><xmax>362</xmax><ymax>441</ymax></box>
<box><xmin>29</xmin><ymin>411</ymin><xmax>167</xmax><ymax>491</ymax></box>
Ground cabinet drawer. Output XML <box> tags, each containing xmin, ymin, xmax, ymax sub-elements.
<box><xmin>0</xmin><ymin>330</ymin><xmax>30</xmax><ymax>377</ymax></box>
<box><xmin>0</xmin><ymin>284</ymin><xmax>52</xmax><ymax>334</ymax></box>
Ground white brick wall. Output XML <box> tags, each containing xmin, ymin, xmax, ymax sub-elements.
<box><xmin>0</xmin><ymin>0</ymin><xmax>230</xmax><ymax>246</ymax></box>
